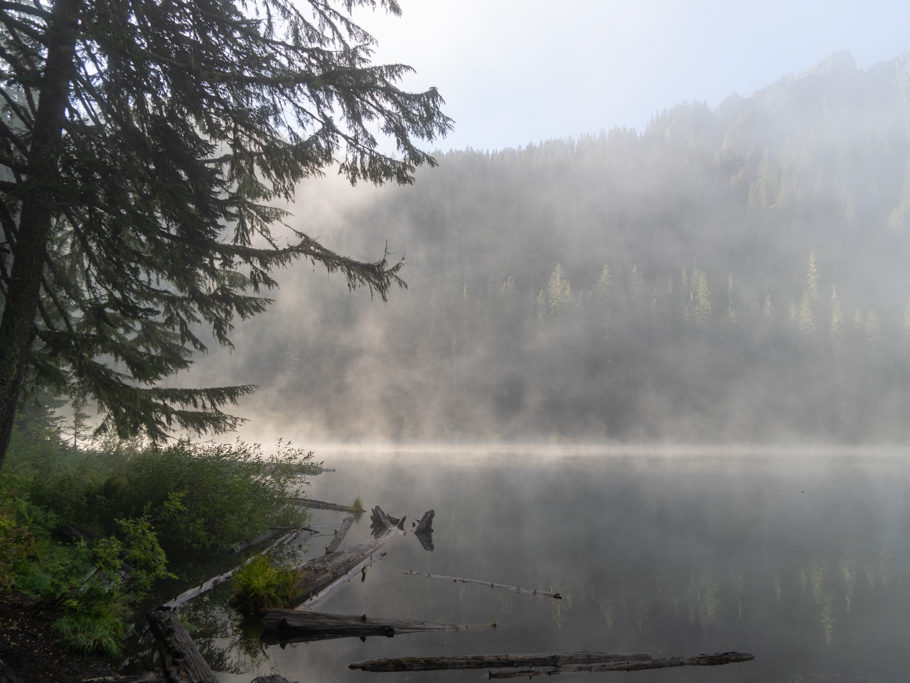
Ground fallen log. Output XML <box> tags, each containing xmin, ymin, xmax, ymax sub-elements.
<box><xmin>147</xmin><ymin>607</ymin><xmax>217</xmax><ymax>683</ymax></box>
<box><xmin>349</xmin><ymin>651</ymin><xmax>754</xmax><ymax>675</ymax></box>
<box><xmin>231</xmin><ymin>526</ymin><xmax>303</xmax><ymax>554</ymax></box>
<box><xmin>325</xmin><ymin>516</ymin><xmax>354</xmax><ymax>554</ymax></box>
<box><xmin>291</xmin><ymin>498</ymin><xmax>363</xmax><ymax>513</ymax></box>
<box><xmin>487</xmin><ymin>651</ymin><xmax>756</xmax><ymax>678</ymax></box>
<box><xmin>296</xmin><ymin>550</ymin><xmax>388</xmax><ymax>610</ymax></box>
<box><xmin>289</xmin><ymin>532</ymin><xmax>400</xmax><ymax>607</ymax></box>
<box><xmin>162</xmin><ymin>527</ymin><xmax>315</xmax><ymax>609</ymax></box>
<box><xmin>349</xmin><ymin>651</ymin><xmax>652</xmax><ymax>672</ymax></box>
<box><xmin>401</xmin><ymin>570</ymin><xmax>561</xmax><ymax>599</ymax></box>
<box><xmin>261</xmin><ymin>610</ymin><xmax>492</xmax><ymax>645</ymax></box>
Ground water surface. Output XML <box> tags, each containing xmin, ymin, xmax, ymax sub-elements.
<box><xmin>205</xmin><ymin>448</ymin><xmax>910</xmax><ymax>682</ymax></box>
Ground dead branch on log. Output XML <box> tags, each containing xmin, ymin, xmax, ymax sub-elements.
<box><xmin>147</xmin><ymin>608</ymin><xmax>217</xmax><ymax>682</ymax></box>
<box><xmin>487</xmin><ymin>651</ymin><xmax>756</xmax><ymax>678</ymax></box>
<box><xmin>401</xmin><ymin>570</ymin><xmax>562</xmax><ymax>599</ymax></box>
<box><xmin>370</xmin><ymin>505</ymin><xmax>405</xmax><ymax>537</ymax></box>
<box><xmin>162</xmin><ymin>527</ymin><xmax>315</xmax><ymax>609</ymax></box>
<box><xmin>325</xmin><ymin>516</ymin><xmax>354</xmax><ymax>554</ymax></box>
<box><xmin>261</xmin><ymin>610</ymin><xmax>493</xmax><ymax>645</ymax></box>
<box><xmin>291</xmin><ymin>498</ymin><xmax>363</xmax><ymax>513</ymax></box>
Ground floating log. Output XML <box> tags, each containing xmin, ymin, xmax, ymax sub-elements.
<box><xmin>487</xmin><ymin>651</ymin><xmax>756</xmax><ymax>678</ymax></box>
<box><xmin>349</xmin><ymin>651</ymin><xmax>652</xmax><ymax>672</ymax></box>
<box><xmin>401</xmin><ymin>570</ymin><xmax>561</xmax><ymax>599</ymax></box>
<box><xmin>350</xmin><ymin>651</ymin><xmax>754</xmax><ymax>674</ymax></box>
<box><xmin>231</xmin><ymin>526</ymin><xmax>305</xmax><ymax>554</ymax></box>
<box><xmin>261</xmin><ymin>610</ymin><xmax>491</xmax><ymax>645</ymax></box>
<box><xmin>147</xmin><ymin>607</ymin><xmax>217</xmax><ymax>683</ymax></box>
<box><xmin>162</xmin><ymin>527</ymin><xmax>315</xmax><ymax>609</ymax></box>
<box><xmin>291</xmin><ymin>498</ymin><xmax>363</xmax><ymax>513</ymax></box>
<box><xmin>325</xmin><ymin>516</ymin><xmax>354</xmax><ymax>554</ymax></box>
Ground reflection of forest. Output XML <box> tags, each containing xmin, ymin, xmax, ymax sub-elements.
<box><xmin>220</xmin><ymin>52</ymin><xmax>910</xmax><ymax>444</ymax></box>
<box><xmin>179</xmin><ymin>455</ymin><xmax>910</xmax><ymax>682</ymax></box>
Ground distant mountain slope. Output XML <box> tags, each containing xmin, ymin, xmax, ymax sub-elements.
<box><xmin>201</xmin><ymin>51</ymin><xmax>910</xmax><ymax>444</ymax></box>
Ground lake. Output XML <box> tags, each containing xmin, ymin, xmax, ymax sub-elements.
<box><xmin>197</xmin><ymin>446</ymin><xmax>910</xmax><ymax>682</ymax></box>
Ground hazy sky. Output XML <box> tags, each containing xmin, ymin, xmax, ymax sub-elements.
<box><xmin>352</xmin><ymin>0</ymin><xmax>910</xmax><ymax>152</ymax></box>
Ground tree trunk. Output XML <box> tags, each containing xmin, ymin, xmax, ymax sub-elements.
<box><xmin>0</xmin><ymin>0</ymin><xmax>80</xmax><ymax>467</ymax></box>
<box><xmin>147</xmin><ymin>608</ymin><xmax>217</xmax><ymax>683</ymax></box>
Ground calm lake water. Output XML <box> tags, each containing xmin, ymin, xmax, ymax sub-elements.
<box><xmin>196</xmin><ymin>447</ymin><xmax>910</xmax><ymax>682</ymax></box>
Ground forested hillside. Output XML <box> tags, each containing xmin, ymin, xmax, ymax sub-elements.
<box><xmin>212</xmin><ymin>51</ymin><xmax>910</xmax><ymax>444</ymax></box>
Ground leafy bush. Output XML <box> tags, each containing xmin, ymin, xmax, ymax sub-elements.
<box><xmin>230</xmin><ymin>554</ymin><xmax>298</xmax><ymax>616</ymax></box>
<box><xmin>0</xmin><ymin>491</ymin><xmax>37</xmax><ymax>591</ymax></box>
<box><xmin>4</xmin><ymin>437</ymin><xmax>312</xmax><ymax>555</ymax></box>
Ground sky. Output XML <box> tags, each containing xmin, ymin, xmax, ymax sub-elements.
<box><xmin>351</xmin><ymin>0</ymin><xmax>910</xmax><ymax>153</ymax></box>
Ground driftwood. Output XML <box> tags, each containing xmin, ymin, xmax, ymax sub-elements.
<box><xmin>261</xmin><ymin>610</ymin><xmax>492</xmax><ymax>645</ymax></box>
<box><xmin>349</xmin><ymin>651</ymin><xmax>754</xmax><ymax>675</ymax></box>
<box><xmin>325</xmin><ymin>516</ymin><xmax>354</xmax><ymax>554</ymax></box>
<box><xmin>291</xmin><ymin>498</ymin><xmax>363</xmax><ymax>513</ymax></box>
<box><xmin>487</xmin><ymin>651</ymin><xmax>757</xmax><ymax>678</ymax></box>
<box><xmin>401</xmin><ymin>570</ymin><xmax>561</xmax><ymax>599</ymax></box>
<box><xmin>163</xmin><ymin>527</ymin><xmax>315</xmax><ymax>609</ymax></box>
<box><xmin>147</xmin><ymin>608</ymin><xmax>217</xmax><ymax>683</ymax></box>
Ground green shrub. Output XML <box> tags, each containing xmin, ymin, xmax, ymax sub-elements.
<box><xmin>230</xmin><ymin>554</ymin><xmax>298</xmax><ymax>616</ymax></box>
<box><xmin>0</xmin><ymin>491</ymin><xmax>38</xmax><ymax>591</ymax></box>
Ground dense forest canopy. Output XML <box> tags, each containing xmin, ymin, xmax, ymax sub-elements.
<box><xmin>202</xmin><ymin>50</ymin><xmax>910</xmax><ymax>444</ymax></box>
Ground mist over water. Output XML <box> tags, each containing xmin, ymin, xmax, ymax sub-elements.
<box><xmin>201</xmin><ymin>447</ymin><xmax>910</xmax><ymax>682</ymax></box>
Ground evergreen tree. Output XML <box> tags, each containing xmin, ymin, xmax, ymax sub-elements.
<box><xmin>830</xmin><ymin>286</ymin><xmax>845</xmax><ymax>338</ymax></box>
<box><xmin>0</xmin><ymin>0</ymin><xmax>451</xmax><ymax>465</ymax></box>
<box><xmin>693</xmin><ymin>269</ymin><xmax>711</xmax><ymax>322</ymax></box>
<box><xmin>547</xmin><ymin>263</ymin><xmax>571</xmax><ymax>316</ymax></box>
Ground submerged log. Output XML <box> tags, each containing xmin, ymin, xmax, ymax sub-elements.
<box><xmin>401</xmin><ymin>570</ymin><xmax>561</xmax><ymax>599</ymax></box>
<box><xmin>147</xmin><ymin>608</ymin><xmax>217</xmax><ymax>683</ymax></box>
<box><xmin>291</xmin><ymin>498</ymin><xmax>363</xmax><ymax>513</ymax></box>
<box><xmin>261</xmin><ymin>610</ymin><xmax>491</xmax><ymax>644</ymax></box>
<box><xmin>325</xmin><ymin>516</ymin><xmax>354</xmax><ymax>554</ymax></box>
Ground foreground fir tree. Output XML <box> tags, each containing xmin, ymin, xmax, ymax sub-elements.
<box><xmin>0</xmin><ymin>0</ymin><xmax>451</xmax><ymax>465</ymax></box>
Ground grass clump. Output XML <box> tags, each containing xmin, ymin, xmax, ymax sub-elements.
<box><xmin>230</xmin><ymin>554</ymin><xmax>298</xmax><ymax>616</ymax></box>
